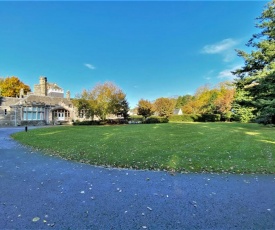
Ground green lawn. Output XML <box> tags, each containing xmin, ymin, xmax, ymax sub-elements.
<box><xmin>12</xmin><ymin>122</ymin><xmax>275</xmax><ymax>174</ymax></box>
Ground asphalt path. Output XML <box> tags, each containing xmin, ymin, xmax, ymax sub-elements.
<box><xmin>0</xmin><ymin>127</ymin><xmax>274</xmax><ymax>229</ymax></box>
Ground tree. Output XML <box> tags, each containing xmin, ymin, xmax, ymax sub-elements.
<box><xmin>137</xmin><ymin>99</ymin><xmax>154</xmax><ymax>119</ymax></box>
<box><xmin>233</xmin><ymin>0</ymin><xmax>275</xmax><ymax>124</ymax></box>
<box><xmin>73</xmin><ymin>90</ymin><xmax>96</xmax><ymax>120</ymax></box>
<box><xmin>76</xmin><ymin>82</ymin><xmax>129</xmax><ymax>121</ymax></box>
<box><xmin>181</xmin><ymin>82</ymin><xmax>235</xmax><ymax>117</ymax></box>
<box><xmin>175</xmin><ymin>95</ymin><xmax>193</xmax><ymax>109</ymax></box>
<box><xmin>0</xmin><ymin>76</ymin><xmax>31</xmax><ymax>97</ymax></box>
<box><xmin>90</xmin><ymin>82</ymin><xmax>128</xmax><ymax>121</ymax></box>
<box><xmin>111</xmin><ymin>91</ymin><xmax>130</xmax><ymax>120</ymax></box>
<box><xmin>154</xmin><ymin>97</ymin><xmax>175</xmax><ymax>118</ymax></box>
<box><xmin>184</xmin><ymin>85</ymin><xmax>218</xmax><ymax>114</ymax></box>
<box><xmin>214</xmin><ymin>82</ymin><xmax>235</xmax><ymax>121</ymax></box>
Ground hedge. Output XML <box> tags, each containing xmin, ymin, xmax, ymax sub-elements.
<box><xmin>143</xmin><ymin>116</ymin><xmax>169</xmax><ymax>124</ymax></box>
<box><xmin>201</xmin><ymin>114</ymin><xmax>221</xmax><ymax>122</ymax></box>
<box><xmin>73</xmin><ymin>119</ymin><xmax>127</xmax><ymax>126</ymax></box>
<box><xmin>169</xmin><ymin>114</ymin><xmax>221</xmax><ymax>122</ymax></box>
<box><xmin>169</xmin><ymin>114</ymin><xmax>202</xmax><ymax>122</ymax></box>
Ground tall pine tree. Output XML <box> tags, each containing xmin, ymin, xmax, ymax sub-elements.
<box><xmin>233</xmin><ymin>0</ymin><xmax>275</xmax><ymax>124</ymax></box>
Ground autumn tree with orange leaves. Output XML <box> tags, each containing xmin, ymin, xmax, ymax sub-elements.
<box><xmin>181</xmin><ymin>82</ymin><xmax>235</xmax><ymax>120</ymax></box>
<box><xmin>154</xmin><ymin>97</ymin><xmax>175</xmax><ymax>118</ymax></box>
<box><xmin>0</xmin><ymin>76</ymin><xmax>31</xmax><ymax>97</ymax></box>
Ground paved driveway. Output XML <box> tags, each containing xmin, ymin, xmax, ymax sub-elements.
<box><xmin>0</xmin><ymin>127</ymin><xmax>274</xmax><ymax>229</ymax></box>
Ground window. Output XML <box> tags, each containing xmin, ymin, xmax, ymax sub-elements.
<box><xmin>53</xmin><ymin>109</ymin><xmax>70</xmax><ymax>120</ymax></box>
<box><xmin>23</xmin><ymin>107</ymin><xmax>44</xmax><ymax>121</ymax></box>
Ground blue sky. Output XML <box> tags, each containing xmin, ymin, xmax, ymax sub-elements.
<box><xmin>0</xmin><ymin>1</ymin><xmax>267</xmax><ymax>108</ymax></box>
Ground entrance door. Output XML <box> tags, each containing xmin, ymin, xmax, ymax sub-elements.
<box><xmin>58</xmin><ymin>112</ymin><xmax>65</xmax><ymax>121</ymax></box>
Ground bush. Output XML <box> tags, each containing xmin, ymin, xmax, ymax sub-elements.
<box><xmin>73</xmin><ymin>119</ymin><xmax>128</xmax><ymax>126</ymax></box>
<box><xmin>232</xmin><ymin>107</ymin><xmax>255</xmax><ymax>123</ymax></box>
<box><xmin>221</xmin><ymin>112</ymin><xmax>233</xmax><ymax>122</ymax></box>
<box><xmin>129</xmin><ymin>115</ymin><xmax>144</xmax><ymax>123</ymax></box>
<box><xmin>143</xmin><ymin>116</ymin><xmax>169</xmax><ymax>124</ymax></box>
<box><xmin>106</xmin><ymin>119</ymin><xmax>128</xmax><ymax>125</ymax></box>
<box><xmin>73</xmin><ymin>120</ymin><xmax>100</xmax><ymax>125</ymax></box>
<box><xmin>201</xmin><ymin>114</ymin><xmax>221</xmax><ymax>122</ymax></box>
<box><xmin>169</xmin><ymin>114</ymin><xmax>202</xmax><ymax>122</ymax></box>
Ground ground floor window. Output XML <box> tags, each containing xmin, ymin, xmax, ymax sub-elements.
<box><xmin>53</xmin><ymin>109</ymin><xmax>70</xmax><ymax>120</ymax></box>
<box><xmin>23</xmin><ymin>107</ymin><xmax>44</xmax><ymax>120</ymax></box>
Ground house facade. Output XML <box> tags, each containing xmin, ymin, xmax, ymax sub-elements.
<box><xmin>0</xmin><ymin>77</ymin><xmax>76</xmax><ymax>126</ymax></box>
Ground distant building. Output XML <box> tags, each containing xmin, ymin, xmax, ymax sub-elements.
<box><xmin>173</xmin><ymin>108</ymin><xmax>183</xmax><ymax>115</ymax></box>
<box><xmin>0</xmin><ymin>77</ymin><xmax>75</xmax><ymax>126</ymax></box>
<box><xmin>128</xmin><ymin>108</ymin><xmax>138</xmax><ymax>116</ymax></box>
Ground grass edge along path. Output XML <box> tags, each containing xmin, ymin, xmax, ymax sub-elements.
<box><xmin>12</xmin><ymin>123</ymin><xmax>275</xmax><ymax>174</ymax></box>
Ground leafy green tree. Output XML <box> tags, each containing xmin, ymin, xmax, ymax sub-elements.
<box><xmin>233</xmin><ymin>0</ymin><xmax>275</xmax><ymax>124</ymax></box>
<box><xmin>191</xmin><ymin>85</ymin><xmax>219</xmax><ymax>114</ymax></box>
<box><xmin>175</xmin><ymin>95</ymin><xmax>193</xmax><ymax>109</ymax></box>
<box><xmin>75</xmin><ymin>82</ymin><xmax>129</xmax><ymax>121</ymax></box>
<box><xmin>137</xmin><ymin>99</ymin><xmax>154</xmax><ymax>119</ymax></box>
<box><xmin>73</xmin><ymin>90</ymin><xmax>96</xmax><ymax>120</ymax></box>
<box><xmin>90</xmin><ymin>82</ymin><xmax>126</xmax><ymax>121</ymax></box>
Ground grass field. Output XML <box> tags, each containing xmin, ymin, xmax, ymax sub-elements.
<box><xmin>12</xmin><ymin>122</ymin><xmax>275</xmax><ymax>174</ymax></box>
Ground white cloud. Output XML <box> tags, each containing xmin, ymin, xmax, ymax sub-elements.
<box><xmin>203</xmin><ymin>69</ymin><xmax>215</xmax><ymax>81</ymax></box>
<box><xmin>84</xmin><ymin>63</ymin><xmax>96</xmax><ymax>70</ymax></box>
<box><xmin>202</xmin><ymin>38</ymin><xmax>238</xmax><ymax>54</ymax></box>
<box><xmin>217</xmin><ymin>65</ymin><xmax>242</xmax><ymax>80</ymax></box>
<box><xmin>218</xmin><ymin>69</ymin><xmax>234</xmax><ymax>79</ymax></box>
<box><xmin>202</xmin><ymin>38</ymin><xmax>239</xmax><ymax>62</ymax></box>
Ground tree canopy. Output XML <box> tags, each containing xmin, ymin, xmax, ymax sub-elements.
<box><xmin>137</xmin><ymin>99</ymin><xmax>154</xmax><ymax>119</ymax></box>
<box><xmin>74</xmin><ymin>82</ymin><xmax>129</xmax><ymax>121</ymax></box>
<box><xmin>0</xmin><ymin>76</ymin><xmax>31</xmax><ymax>97</ymax></box>
<box><xmin>154</xmin><ymin>97</ymin><xmax>175</xmax><ymax>118</ymax></box>
<box><xmin>179</xmin><ymin>82</ymin><xmax>235</xmax><ymax>120</ymax></box>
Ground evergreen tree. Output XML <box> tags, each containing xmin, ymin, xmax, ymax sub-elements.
<box><xmin>233</xmin><ymin>0</ymin><xmax>275</xmax><ymax>124</ymax></box>
<box><xmin>118</xmin><ymin>99</ymin><xmax>130</xmax><ymax>120</ymax></box>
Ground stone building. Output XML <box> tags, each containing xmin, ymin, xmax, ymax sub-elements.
<box><xmin>0</xmin><ymin>77</ymin><xmax>76</xmax><ymax>126</ymax></box>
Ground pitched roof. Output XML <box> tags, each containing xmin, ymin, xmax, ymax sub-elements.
<box><xmin>15</xmin><ymin>94</ymin><xmax>72</xmax><ymax>107</ymax></box>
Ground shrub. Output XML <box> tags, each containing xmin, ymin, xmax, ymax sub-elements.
<box><xmin>73</xmin><ymin>120</ymin><xmax>100</xmax><ymax>125</ymax></box>
<box><xmin>73</xmin><ymin>119</ymin><xmax>128</xmax><ymax>126</ymax></box>
<box><xmin>201</xmin><ymin>114</ymin><xmax>221</xmax><ymax>122</ymax></box>
<box><xmin>221</xmin><ymin>112</ymin><xmax>233</xmax><ymax>122</ymax></box>
<box><xmin>129</xmin><ymin>115</ymin><xmax>144</xmax><ymax>123</ymax></box>
<box><xmin>232</xmin><ymin>107</ymin><xmax>255</xmax><ymax>123</ymax></box>
<box><xmin>106</xmin><ymin>119</ymin><xmax>128</xmax><ymax>125</ymax></box>
<box><xmin>143</xmin><ymin>116</ymin><xmax>169</xmax><ymax>124</ymax></box>
<box><xmin>169</xmin><ymin>114</ymin><xmax>202</xmax><ymax>122</ymax></box>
